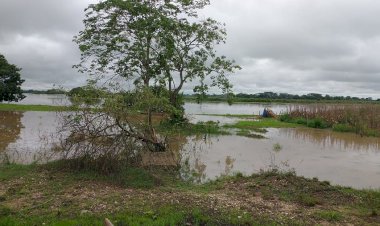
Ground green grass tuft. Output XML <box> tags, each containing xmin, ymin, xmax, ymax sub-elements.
<box><xmin>0</xmin><ymin>103</ymin><xmax>72</xmax><ymax>112</ymax></box>
<box><xmin>315</xmin><ymin>210</ymin><xmax>343</xmax><ymax>222</ymax></box>
<box><xmin>224</xmin><ymin>118</ymin><xmax>300</xmax><ymax>130</ymax></box>
<box><xmin>0</xmin><ymin>164</ymin><xmax>35</xmax><ymax>181</ymax></box>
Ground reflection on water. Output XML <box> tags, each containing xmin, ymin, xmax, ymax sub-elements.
<box><xmin>1</xmin><ymin>109</ymin><xmax>380</xmax><ymax>189</ymax></box>
<box><xmin>0</xmin><ymin>111</ymin><xmax>23</xmax><ymax>156</ymax></box>
<box><xmin>184</xmin><ymin>102</ymin><xmax>290</xmax><ymax>115</ymax></box>
<box><xmin>0</xmin><ymin>112</ymin><xmax>61</xmax><ymax>163</ymax></box>
<box><xmin>181</xmin><ymin>128</ymin><xmax>380</xmax><ymax>189</ymax></box>
<box><xmin>16</xmin><ymin>94</ymin><xmax>69</xmax><ymax>106</ymax></box>
<box><xmin>16</xmin><ymin>94</ymin><xmax>292</xmax><ymax>115</ymax></box>
<box><xmin>281</xmin><ymin>127</ymin><xmax>380</xmax><ymax>152</ymax></box>
<box><xmin>224</xmin><ymin>156</ymin><xmax>236</xmax><ymax>176</ymax></box>
<box><xmin>187</xmin><ymin>114</ymin><xmax>253</xmax><ymax>125</ymax></box>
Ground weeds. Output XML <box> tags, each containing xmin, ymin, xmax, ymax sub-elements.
<box><xmin>298</xmin><ymin>194</ymin><xmax>320</xmax><ymax>207</ymax></box>
<box><xmin>0</xmin><ymin>205</ymin><xmax>12</xmax><ymax>217</ymax></box>
<box><xmin>159</xmin><ymin>120</ymin><xmax>230</xmax><ymax>136</ymax></box>
<box><xmin>315</xmin><ymin>210</ymin><xmax>343</xmax><ymax>222</ymax></box>
<box><xmin>281</xmin><ymin>104</ymin><xmax>380</xmax><ymax>136</ymax></box>
<box><xmin>1</xmin><ymin>164</ymin><xmax>380</xmax><ymax>225</ymax></box>
<box><xmin>224</xmin><ymin>118</ymin><xmax>299</xmax><ymax>130</ymax></box>
<box><xmin>236</xmin><ymin>130</ymin><xmax>266</xmax><ymax>139</ymax></box>
<box><xmin>273</xmin><ymin>143</ymin><xmax>282</xmax><ymax>152</ymax></box>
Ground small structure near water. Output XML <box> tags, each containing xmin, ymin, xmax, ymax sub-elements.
<box><xmin>262</xmin><ymin>108</ymin><xmax>277</xmax><ymax>118</ymax></box>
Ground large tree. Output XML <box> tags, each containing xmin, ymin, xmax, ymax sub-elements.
<box><xmin>60</xmin><ymin>0</ymin><xmax>240</xmax><ymax>165</ymax></box>
<box><xmin>0</xmin><ymin>54</ymin><xmax>25</xmax><ymax>102</ymax></box>
<box><xmin>74</xmin><ymin>0</ymin><xmax>240</xmax><ymax>112</ymax></box>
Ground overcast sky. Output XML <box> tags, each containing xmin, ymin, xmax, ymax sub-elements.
<box><xmin>1</xmin><ymin>0</ymin><xmax>380</xmax><ymax>98</ymax></box>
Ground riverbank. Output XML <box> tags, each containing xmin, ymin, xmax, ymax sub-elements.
<box><xmin>1</xmin><ymin>103</ymin><xmax>374</xmax><ymax>139</ymax></box>
<box><xmin>0</xmin><ymin>103</ymin><xmax>69</xmax><ymax>112</ymax></box>
<box><xmin>0</xmin><ymin>163</ymin><xmax>379</xmax><ymax>225</ymax></box>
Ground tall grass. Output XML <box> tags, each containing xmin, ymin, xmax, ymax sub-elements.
<box><xmin>282</xmin><ymin>104</ymin><xmax>380</xmax><ymax>136</ymax></box>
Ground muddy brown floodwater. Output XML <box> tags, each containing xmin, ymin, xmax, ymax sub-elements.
<box><xmin>1</xmin><ymin>95</ymin><xmax>380</xmax><ymax>189</ymax></box>
<box><xmin>0</xmin><ymin>111</ymin><xmax>61</xmax><ymax>163</ymax></box>
<box><xmin>180</xmin><ymin>128</ymin><xmax>380</xmax><ymax>189</ymax></box>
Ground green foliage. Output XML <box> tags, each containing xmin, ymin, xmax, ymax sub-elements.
<box><xmin>46</xmin><ymin>160</ymin><xmax>158</xmax><ymax>189</ymax></box>
<box><xmin>315</xmin><ymin>210</ymin><xmax>343</xmax><ymax>222</ymax></box>
<box><xmin>74</xmin><ymin>0</ymin><xmax>240</xmax><ymax>117</ymax></box>
<box><xmin>298</xmin><ymin>194</ymin><xmax>320</xmax><ymax>207</ymax></box>
<box><xmin>23</xmin><ymin>89</ymin><xmax>66</xmax><ymax>94</ymax></box>
<box><xmin>236</xmin><ymin>130</ymin><xmax>266</xmax><ymax>139</ymax></box>
<box><xmin>0</xmin><ymin>206</ymin><xmax>257</xmax><ymax>226</ymax></box>
<box><xmin>116</xmin><ymin>167</ymin><xmax>156</xmax><ymax>188</ymax></box>
<box><xmin>273</xmin><ymin>143</ymin><xmax>282</xmax><ymax>152</ymax></box>
<box><xmin>67</xmin><ymin>85</ymin><xmax>104</xmax><ymax>106</ymax></box>
<box><xmin>66</xmin><ymin>0</ymin><xmax>241</xmax><ymax>175</ymax></box>
<box><xmin>190</xmin><ymin>121</ymin><xmax>225</xmax><ymax>134</ymax></box>
<box><xmin>1</xmin><ymin>164</ymin><xmax>380</xmax><ymax>225</ymax></box>
<box><xmin>283</xmin><ymin>104</ymin><xmax>380</xmax><ymax>136</ymax></box>
<box><xmin>0</xmin><ymin>103</ymin><xmax>70</xmax><ymax>112</ymax></box>
<box><xmin>0</xmin><ymin>205</ymin><xmax>12</xmax><ymax>217</ymax></box>
<box><xmin>185</xmin><ymin>92</ymin><xmax>378</xmax><ymax>104</ymax></box>
<box><xmin>224</xmin><ymin>118</ymin><xmax>299</xmax><ymax>130</ymax></box>
<box><xmin>333</xmin><ymin>123</ymin><xmax>356</xmax><ymax>133</ymax></box>
<box><xmin>0</xmin><ymin>54</ymin><xmax>25</xmax><ymax>102</ymax></box>
<box><xmin>280</xmin><ymin>114</ymin><xmax>328</xmax><ymax>129</ymax></box>
<box><xmin>306</xmin><ymin>118</ymin><xmax>328</xmax><ymax>129</ymax></box>
<box><xmin>160</xmin><ymin>120</ymin><xmax>230</xmax><ymax>135</ymax></box>
<box><xmin>59</xmin><ymin>85</ymin><xmax>180</xmax><ymax>174</ymax></box>
<box><xmin>0</xmin><ymin>164</ymin><xmax>35</xmax><ymax>181</ymax></box>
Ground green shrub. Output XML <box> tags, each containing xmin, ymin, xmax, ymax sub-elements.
<box><xmin>307</xmin><ymin>118</ymin><xmax>328</xmax><ymax>129</ymax></box>
<box><xmin>333</xmin><ymin>123</ymin><xmax>356</xmax><ymax>133</ymax></box>
<box><xmin>295</xmin><ymin>118</ymin><xmax>307</xmax><ymax>125</ymax></box>
<box><xmin>279</xmin><ymin>114</ymin><xmax>291</xmax><ymax>122</ymax></box>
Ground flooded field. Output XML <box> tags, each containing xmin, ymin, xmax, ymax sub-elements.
<box><xmin>15</xmin><ymin>94</ymin><xmax>69</xmax><ymax>106</ymax></box>
<box><xmin>1</xmin><ymin>95</ymin><xmax>380</xmax><ymax>189</ymax></box>
<box><xmin>185</xmin><ymin>102</ymin><xmax>289</xmax><ymax>115</ymax></box>
<box><xmin>181</xmin><ymin>129</ymin><xmax>380</xmax><ymax>189</ymax></box>
<box><xmin>0</xmin><ymin>111</ymin><xmax>61</xmax><ymax>163</ymax></box>
<box><xmin>17</xmin><ymin>94</ymin><xmax>290</xmax><ymax>114</ymax></box>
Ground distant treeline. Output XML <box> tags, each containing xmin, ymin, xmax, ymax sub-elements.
<box><xmin>22</xmin><ymin>89</ymin><xmax>379</xmax><ymax>103</ymax></box>
<box><xmin>185</xmin><ymin>92</ymin><xmax>379</xmax><ymax>103</ymax></box>
<box><xmin>23</xmin><ymin>89</ymin><xmax>66</xmax><ymax>94</ymax></box>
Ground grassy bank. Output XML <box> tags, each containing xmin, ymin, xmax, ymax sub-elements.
<box><xmin>0</xmin><ymin>163</ymin><xmax>379</xmax><ymax>225</ymax></box>
<box><xmin>0</xmin><ymin>103</ymin><xmax>69</xmax><ymax>112</ymax></box>
<box><xmin>224</xmin><ymin>118</ymin><xmax>301</xmax><ymax>130</ymax></box>
<box><xmin>222</xmin><ymin>118</ymin><xmax>301</xmax><ymax>139</ymax></box>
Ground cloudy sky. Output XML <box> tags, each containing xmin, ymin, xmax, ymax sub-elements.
<box><xmin>1</xmin><ymin>0</ymin><xmax>380</xmax><ymax>98</ymax></box>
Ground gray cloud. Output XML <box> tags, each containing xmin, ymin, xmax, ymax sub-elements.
<box><xmin>0</xmin><ymin>0</ymin><xmax>93</xmax><ymax>89</ymax></box>
<box><xmin>1</xmin><ymin>0</ymin><xmax>380</xmax><ymax>98</ymax></box>
<box><xmin>200</xmin><ymin>0</ymin><xmax>380</xmax><ymax>98</ymax></box>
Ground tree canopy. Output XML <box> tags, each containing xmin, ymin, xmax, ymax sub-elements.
<box><xmin>74</xmin><ymin>0</ymin><xmax>240</xmax><ymax>112</ymax></box>
<box><xmin>0</xmin><ymin>54</ymin><xmax>25</xmax><ymax>102</ymax></box>
<box><xmin>61</xmin><ymin>0</ymin><xmax>240</xmax><ymax>159</ymax></box>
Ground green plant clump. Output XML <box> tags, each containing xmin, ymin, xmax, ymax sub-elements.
<box><xmin>280</xmin><ymin>114</ymin><xmax>328</xmax><ymax>129</ymax></box>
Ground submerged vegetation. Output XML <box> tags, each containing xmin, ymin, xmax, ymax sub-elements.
<box><xmin>281</xmin><ymin>104</ymin><xmax>380</xmax><ymax>137</ymax></box>
<box><xmin>224</xmin><ymin>118</ymin><xmax>300</xmax><ymax>130</ymax></box>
